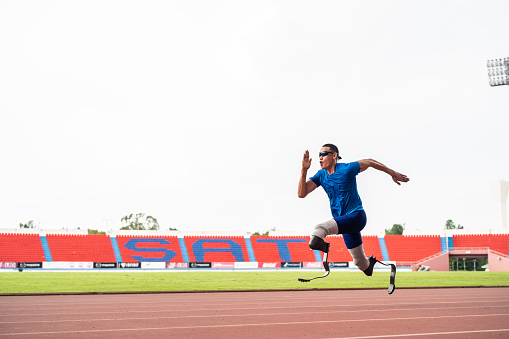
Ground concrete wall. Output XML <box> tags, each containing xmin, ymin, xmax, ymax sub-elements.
<box><xmin>488</xmin><ymin>250</ymin><xmax>509</xmax><ymax>271</ymax></box>
<box><xmin>412</xmin><ymin>252</ymin><xmax>450</xmax><ymax>271</ymax></box>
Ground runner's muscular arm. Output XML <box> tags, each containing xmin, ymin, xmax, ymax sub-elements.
<box><xmin>298</xmin><ymin>150</ymin><xmax>317</xmax><ymax>198</ymax></box>
<box><xmin>357</xmin><ymin>159</ymin><xmax>409</xmax><ymax>185</ymax></box>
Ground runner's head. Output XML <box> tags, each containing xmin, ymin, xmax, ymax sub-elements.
<box><xmin>319</xmin><ymin>144</ymin><xmax>341</xmax><ymax>169</ymax></box>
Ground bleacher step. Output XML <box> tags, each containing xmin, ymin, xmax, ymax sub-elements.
<box><xmin>178</xmin><ymin>238</ymin><xmax>190</xmax><ymax>263</ymax></box>
<box><xmin>378</xmin><ymin>237</ymin><xmax>390</xmax><ymax>261</ymax></box>
<box><xmin>448</xmin><ymin>236</ymin><xmax>454</xmax><ymax>251</ymax></box>
<box><xmin>110</xmin><ymin>237</ymin><xmax>123</xmax><ymax>263</ymax></box>
<box><xmin>244</xmin><ymin>237</ymin><xmax>256</xmax><ymax>262</ymax></box>
<box><xmin>441</xmin><ymin>237</ymin><xmax>448</xmax><ymax>253</ymax></box>
<box><xmin>40</xmin><ymin>236</ymin><xmax>53</xmax><ymax>262</ymax></box>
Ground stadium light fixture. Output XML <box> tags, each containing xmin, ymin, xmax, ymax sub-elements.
<box><xmin>487</xmin><ymin>57</ymin><xmax>509</xmax><ymax>87</ymax></box>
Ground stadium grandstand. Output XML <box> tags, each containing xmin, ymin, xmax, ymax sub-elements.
<box><xmin>1</xmin><ymin>230</ymin><xmax>508</xmax><ymax>271</ymax></box>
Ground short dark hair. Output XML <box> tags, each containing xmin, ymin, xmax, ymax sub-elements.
<box><xmin>322</xmin><ymin>143</ymin><xmax>342</xmax><ymax>160</ymax></box>
<box><xmin>322</xmin><ymin>143</ymin><xmax>338</xmax><ymax>153</ymax></box>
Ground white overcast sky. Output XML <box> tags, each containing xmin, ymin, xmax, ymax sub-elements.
<box><xmin>1</xmin><ymin>1</ymin><xmax>508</xmax><ymax>235</ymax></box>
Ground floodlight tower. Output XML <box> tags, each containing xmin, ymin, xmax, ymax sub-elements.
<box><xmin>487</xmin><ymin>57</ymin><xmax>509</xmax><ymax>230</ymax></box>
<box><xmin>487</xmin><ymin>57</ymin><xmax>509</xmax><ymax>87</ymax></box>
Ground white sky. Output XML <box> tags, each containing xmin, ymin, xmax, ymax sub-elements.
<box><xmin>1</xmin><ymin>1</ymin><xmax>508</xmax><ymax>235</ymax></box>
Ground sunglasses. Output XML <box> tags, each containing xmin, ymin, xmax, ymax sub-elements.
<box><xmin>319</xmin><ymin>151</ymin><xmax>334</xmax><ymax>157</ymax></box>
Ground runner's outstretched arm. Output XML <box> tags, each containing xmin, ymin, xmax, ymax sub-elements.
<box><xmin>357</xmin><ymin>159</ymin><xmax>409</xmax><ymax>185</ymax></box>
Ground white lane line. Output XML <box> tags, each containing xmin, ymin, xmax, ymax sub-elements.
<box><xmin>0</xmin><ymin>292</ymin><xmax>506</xmax><ymax>308</ymax></box>
<box><xmin>325</xmin><ymin>328</ymin><xmax>509</xmax><ymax>338</ymax></box>
<box><xmin>0</xmin><ymin>304</ymin><xmax>508</xmax><ymax>324</ymax></box>
<box><xmin>0</xmin><ymin>313</ymin><xmax>507</xmax><ymax>336</ymax></box>
<box><xmin>1</xmin><ymin>299</ymin><xmax>508</xmax><ymax>317</ymax></box>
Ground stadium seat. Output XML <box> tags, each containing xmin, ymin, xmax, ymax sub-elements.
<box><xmin>0</xmin><ymin>233</ymin><xmax>45</xmax><ymax>262</ymax></box>
<box><xmin>45</xmin><ymin>234</ymin><xmax>116</xmax><ymax>262</ymax></box>
<box><xmin>184</xmin><ymin>236</ymin><xmax>249</xmax><ymax>262</ymax></box>
<box><xmin>116</xmin><ymin>235</ymin><xmax>183</xmax><ymax>262</ymax></box>
<box><xmin>250</xmin><ymin>236</ymin><xmax>316</xmax><ymax>262</ymax></box>
<box><xmin>453</xmin><ymin>234</ymin><xmax>509</xmax><ymax>255</ymax></box>
<box><xmin>2</xmin><ymin>232</ymin><xmax>504</xmax><ymax>267</ymax></box>
<box><xmin>384</xmin><ymin>235</ymin><xmax>442</xmax><ymax>266</ymax></box>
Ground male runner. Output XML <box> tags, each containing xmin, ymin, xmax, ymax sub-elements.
<box><xmin>298</xmin><ymin>144</ymin><xmax>409</xmax><ymax>275</ymax></box>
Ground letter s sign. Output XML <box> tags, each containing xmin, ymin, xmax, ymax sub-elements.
<box><xmin>124</xmin><ymin>239</ymin><xmax>177</xmax><ymax>262</ymax></box>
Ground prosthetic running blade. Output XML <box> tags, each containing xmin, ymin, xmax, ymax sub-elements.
<box><xmin>298</xmin><ymin>253</ymin><xmax>396</xmax><ymax>295</ymax></box>
<box><xmin>374</xmin><ymin>259</ymin><xmax>397</xmax><ymax>294</ymax></box>
<box><xmin>298</xmin><ymin>252</ymin><xmax>329</xmax><ymax>282</ymax></box>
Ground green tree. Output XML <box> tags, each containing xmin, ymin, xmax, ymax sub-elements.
<box><xmin>88</xmin><ymin>229</ymin><xmax>106</xmax><ymax>235</ymax></box>
<box><xmin>19</xmin><ymin>220</ymin><xmax>35</xmax><ymax>229</ymax></box>
<box><xmin>145</xmin><ymin>215</ymin><xmax>159</xmax><ymax>230</ymax></box>
<box><xmin>120</xmin><ymin>213</ymin><xmax>160</xmax><ymax>230</ymax></box>
<box><xmin>252</xmin><ymin>227</ymin><xmax>276</xmax><ymax>236</ymax></box>
<box><xmin>385</xmin><ymin>224</ymin><xmax>404</xmax><ymax>235</ymax></box>
<box><xmin>445</xmin><ymin>219</ymin><xmax>464</xmax><ymax>230</ymax></box>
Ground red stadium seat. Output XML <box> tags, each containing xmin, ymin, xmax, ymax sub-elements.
<box><xmin>46</xmin><ymin>234</ymin><xmax>116</xmax><ymax>262</ymax></box>
<box><xmin>184</xmin><ymin>236</ymin><xmax>249</xmax><ymax>262</ymax></box>
<box><xmin>0</xmin><ymin>233</ymin><xmax>45</xmax><ymax>262</ymax></box>
<box><xmin>116</xmin><ymin>236</ymin><xmax>183</xmax><ymax>262</ymax></box>
<box><xmin>384</xmin><ymin>235</ymin><xmax>442</xmax><ymax>266</ymax></box>
<box><xmin>250</xmin><ymin>236</ymin><xmax>315</xmax><ymax>262</ymax></box>
<box><xmin>453</xmin><ymin>234</ymin><xmax>509</xmax><ymax>254</ymax></box>
<box><xmin>320</xmin><ymin>235</ymin><xmax>383</xmax><ymax>262</ymax></box>
<box><xmin>2</xmin><ymin>232</ymin><xmax>505</xmax><ymax>267</ymax></box>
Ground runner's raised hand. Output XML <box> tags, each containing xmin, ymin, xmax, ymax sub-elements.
<box><xmin>302</xmin><ymin>150</ymin><xmax>312</xmax><ymax>171</ymax></box>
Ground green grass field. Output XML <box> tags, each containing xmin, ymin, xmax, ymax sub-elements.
<box><xmin>0</xmin><ymin>271</ymin><xmax>508</xmax><ymax>294</ymax></box>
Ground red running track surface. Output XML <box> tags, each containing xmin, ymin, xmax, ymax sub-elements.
<box><xmin>0</xmin><ymin>287</ymin><xmax>508</xmax><ymax>338</ymax></box>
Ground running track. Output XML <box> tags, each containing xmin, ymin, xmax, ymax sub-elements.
<box><xmin>0</xmin><ymin>288</ymin><xmax>508</xmax><ymax>338</ymax></box>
